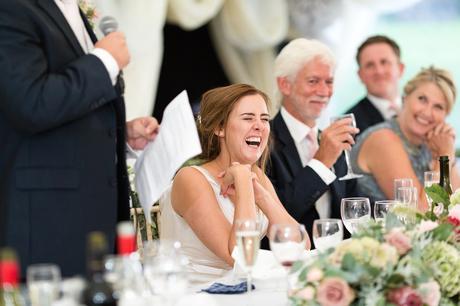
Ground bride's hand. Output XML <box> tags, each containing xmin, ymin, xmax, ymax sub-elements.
<box><xmin>218</xmin><ymin>162</ymin><xmax>251</xmax><ymax>197</ymax></box>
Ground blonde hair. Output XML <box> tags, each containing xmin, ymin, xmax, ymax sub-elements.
<box><xmin>403</xmin><ymin>66</ymin><xmax>456</xmax><ymax>114</ymax></box>
<box><xmin>197</xmin><ymin>84</ymin><xmax>271</xmax><ymax>170</ymax></box>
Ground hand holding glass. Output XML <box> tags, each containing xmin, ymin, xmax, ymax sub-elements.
<box><xmin>329</xmin><ymin>113</ymin><xmax>362</xmax><ymax>180</ymax></box>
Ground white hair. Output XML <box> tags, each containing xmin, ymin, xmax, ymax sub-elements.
<box><xmin>275</xmin><ymin>38</ymin><xmax>336</xmax><ymax>80</ymax></box>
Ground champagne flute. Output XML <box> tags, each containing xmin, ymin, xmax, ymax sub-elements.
<box><xmin>393</xmin><ymin>178</ymin><xmax>413</xmax><ymax>200</ymax></box>
<box><xmin>269</xmin><ymin>224</ymin><xmax>308</xmax><ymax>270</ymax></box>
<box><xmin>340</xmin><ymin>197</ymin><xmax>371</xmax><ymax>235</ymax></box>
<box><xmin>235</xmin><ymin>219</ymin><xmax>260</xmax><ymax>294</ymax></box>
<box><xmin>312</xmin><ymin>219</ymin><xmax>343</xmax><ymax>252</ymax></box>
<box><xmin>329</xmin><ymin>113</ymin><xmax>362</xmax><ymax>180</ymax></box>
<box><xmin>374</xmin><ymin>200</ymin><xmax>398</xmax><ymax>224</ymax></box>
<box><xmin>27</xmin><ymin>264</ymin><xmax>61</xmax><ymax>306</ymax></box>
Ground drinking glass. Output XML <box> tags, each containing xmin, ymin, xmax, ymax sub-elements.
<box><xmin>393</xmin><ymin>178</ymin><xmax>413</xmax><ymax>200</ymax></box>
<box><xmin>269</xmin><ymin>224</ymin><xmax>308</xmax><ymax>270</ymax></box>
<box><xmin>424</xmin><ymin>171</ymin><xmax>440</xmax><ymax>212</ymax></box>
<box><xmin>395</xmin><ymin>186</ymin><xmax>418</xmax><ymax>208</ymax></box>
<box><xmin>340</xmin><ymin>197</ymin><xmax>371</xmax><ymax>235</ymax></box>
<box><xmin>312</xmin><ymin>219</ymin><xmax>343</xmax><ymax>252</ymax></box>
<box><xmin>374</xmin><ymin>200</ymin><xmax>398</xmax><ymax>224</ymax></box>
<box><xmin>235</xmin><ymin>219</ymin><xmax>260</xmax><ymax>294</ymax></box>
<box><xmin>27</xmin><ymin>263</ymin><xmax>61</xmax><ymax>306</ymax></box>
<box><xmin>330</xmin><ymin>113</ymin><xmax>362</xmax><ymax>180</ymax></box>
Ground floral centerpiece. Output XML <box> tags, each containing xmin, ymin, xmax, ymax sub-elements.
<box><xmin>290</xmin><ymin>187</ymin><xmax>460</xmax><ymax>306</ymax></box>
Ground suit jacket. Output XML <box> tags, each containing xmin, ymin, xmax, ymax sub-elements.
<box><xmin>345</xmin><ymin>97</ymin><xmax>384</xmax><ymax>133</ymax></box>
<box><xmin>267</xmin><ymin>112</ymin><xmax>357</xmax><ymax>240</ymax></box>
<box><xmin>0</xmin><ymin>0</ymin><xmax>130</xmax><ymax>277</ymax></box>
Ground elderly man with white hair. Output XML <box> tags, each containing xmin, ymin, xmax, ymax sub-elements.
<box><xmin>267</xmin><ymin>38</ymin><xmax>359</xmax><ymax>240</ymax></box>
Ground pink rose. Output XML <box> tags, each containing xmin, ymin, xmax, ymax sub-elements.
<box><xmin>387</xmin><ymin>286</ymin><xmax>423</xmax><ymax>306</ymax></box>
<box><xmin>418</xmin><ymin>281</ymin><xmax>441</xmax><ymax>306</ymax></box>
<box><xmin>316</xmin><ymin>277</ymin><xmax>355</xmax><ymax>306</ymax></box>
<box><xmin>418</xmin><ymin>220</ymin><xmax>438</xmax><ymax>233</ymax></box>
<box><xmin>448</xmin><ymin>205</ymin><xmax>460</xmax><ymax>221</ymax></box>
<box><xmin>385</xmin><ymin>228</ymin><xmax>411</xmax><ymax>255</ymax></box>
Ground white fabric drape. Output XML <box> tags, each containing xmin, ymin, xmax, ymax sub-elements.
<box><xmin>166</xmin><ymin>0</ymin><xmax>224</xmax><ymax>30</ymax></box>
<box><xmin>210</xmin><ymin>0</ymin><xmax>289</xmax><ymax>113</ymax></box>
<box><xmin>93</xmin><ymin>0</ymin><xmax>167</xmax><ymax>120</ymax></box>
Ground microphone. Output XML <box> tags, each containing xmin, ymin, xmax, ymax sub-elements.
<box><xmin>99</xmin><ymin>16</ymin><xmax>118</xmax><ymax>35</ymax></box>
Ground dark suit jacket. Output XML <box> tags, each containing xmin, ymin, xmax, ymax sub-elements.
<box><xmin>267</xmin><ymin>112</ymin><xmax>357</xmax><ymax>241</ymax></box>
<box><xmin>0</xmin><ymin>0</ymin><xmax>130</xmax><ymax>277</ymax></box>
<box><xmin>345</xmin><ymin>97</ymin><xmax>384</xmax><ymax>133</ymax></box>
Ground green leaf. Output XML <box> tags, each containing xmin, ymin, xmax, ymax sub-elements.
<box><xmin>432</xmin><ymin>222</ymin><xmax>454</xmax><ymax>240</ymax></box>
<box><xmin>342</xmin><ymin>253</ymin><xmax>357</xmax><ymax>271</ymax></box>
<box><xmin>425</xmin><ymin>185</ymin><xmax>450</xmax><ymax>207</ymax></box>
<box><xmin>291</xmin><ymin>260</ymin><xmax>305</xmax><ymax>273</ymax></box>
<box><xmin>385</xmin><ymin>212</ymin><xmax>404</xmax><ymax>230</ymax></box>
<box><xmin>386</xmin><ymin>273</ymin><xmax>405</xmax><ymax>286</ymax></box>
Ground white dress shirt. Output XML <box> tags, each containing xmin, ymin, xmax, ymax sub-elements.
<box><xmin>367</xmin><ymin>94</ymin><xmax>402</xmax><ymax>120</ymax></box>
<box><xmin>280</xmin><ymin>107</ymin><xmax>336</xmax><ymax>219</ymax></box>
<box><xmin>54</xmin><ymin>0</ymin><xmax>119</xmax><ymax>85</ymax></box>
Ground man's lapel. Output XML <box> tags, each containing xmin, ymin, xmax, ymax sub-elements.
<box><xmin>273</xmin><ymin>113</ymin><xmax>303</xmax><ymax>174</ymax></box>
<box><xmin>80</xmin><ymin>10</ymin><xmax>98</xmax><ymax>43</ymax></box>
<box><xmin>37</xmin><ymin>0</ymin><xmax>85</xmax><ymax>55</ymax></box>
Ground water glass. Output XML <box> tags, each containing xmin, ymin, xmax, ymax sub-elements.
<box><xmin>235</xmin><ymin>219</ymin><xmax>260</xmax><ymax>293</ymax></box>
<box><xmin>395</xmin><ymin>186</ymin><xmax>418</xmax><ymax>208</ymax></box>
<box><xmin>340</xmin><ymin>197</ymin><xmax>371</xmax><ymax>235</ymax></box>
<box><xmin>27</xmin><ymin>263</ymin><xmax>61</xmax><ymax>306</ymax></box>
<box><xmin>312</xmin><ymin>219</ymin><xmax>343</xmax><ymax>252</ymax></box>
<box><xmin>393</xmin><ymin>178</ymin><xmax>413</xmax><ymax>199</ymax></box>
<box><xmin>374</xmin><ymin>200</ymin><xmax>398</xmax><ymax>224</ymax></box>
<box><xmin>424</xmin><ymin>171</ymin><xmax>440</xmax><ymax>211</ymax></box>
<box><xmin>269</xmin><ymin>224</ymin><xmax>308</xmax><ymax>269</ymax></box>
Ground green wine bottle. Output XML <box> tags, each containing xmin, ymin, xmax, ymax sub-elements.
<box><xmin>439</xmin><ymin>155</ymin><xmax>453</xmax><ymax>196</ymax></box>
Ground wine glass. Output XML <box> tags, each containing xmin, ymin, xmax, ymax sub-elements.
<box><xmin>269</xmin><ymin>224</ymin><xmax>308</xmax><ymax>270</ymax></box>
<box><xmin>393</xmin><ymin>178</ymin><xmax>413</xmax><ymax>200</ymax></box>
<box><xmin>235</xmin><ymin>219</ymin><xmax>260</xmax><ymax>294</ymax></box>
<box><xmin>312</xmin><ymin>219</ymin><xmax>343</xmax><ymax>252</ymax></box>
<box><xmin>424</xmin><ymin>171</ymin><xmax>441</xmax><ymax>213</ymax></box>
<box><xmin>340</xmin><ymin>197</ymin><xmax>371</xmax><ymax>235</ymax></box>
<box><xmin>329</xmin><ymin>113</ymin><xmax>362</xmax><ymax>180</ymax></box>
<box><xmin>27</xmin><ymin>264</ymin><xmax>61</xmax><ymax>306</ymax></box>
<box><xmin>374</xmin><ymin>200</ymin><xmax>398</xmax><ymax>224</ymax></box>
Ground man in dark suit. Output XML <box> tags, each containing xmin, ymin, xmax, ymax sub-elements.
<box><xmin>346</xmin><ymin>35</ymin><xmax>405</xmax><ymax>133</ymax></box>
<box><xmin>268</xmin><ymin>38</ymin><xmax>358</xmax><ymax>240</ymax></box>
<box><xmin>0</xmin><ymin>0</ymin><xmax>158</xmax><ymax>277</ymax></box>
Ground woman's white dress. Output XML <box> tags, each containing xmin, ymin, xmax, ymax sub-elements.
<box><xmin>159</xmin><ymin>165</ymin><xmax>268</xmax><ymax>284</ymax></box>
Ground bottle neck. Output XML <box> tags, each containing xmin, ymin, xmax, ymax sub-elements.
<box><xmin>440</xmin><ymin>158</ymin><xmax>451</xmax><ymax>185</ymax></box>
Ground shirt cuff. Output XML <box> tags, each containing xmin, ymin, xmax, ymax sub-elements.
<box><xmin>126</xmin><ymin>143</ymin><xmax>141</xmax><ymax>159</ymax></box>
<box><xmin>307</xmin><ymin>159</ymin><xmax>336</xmax><ymax>185</ymax></box>
<box><xmin>91</xmin><ymin>48</ymin><xmax>119</xmax><ymax>85</ymax></box>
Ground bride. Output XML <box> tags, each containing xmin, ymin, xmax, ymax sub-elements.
<box><xmin>160</xmin><ymin>84</ymin><xmax>307</xmax><ymax>283</ymax></box>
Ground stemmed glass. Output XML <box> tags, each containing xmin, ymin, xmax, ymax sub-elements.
<box><xmin>330</xmin><ymin>113</ymin><xmax>362</xmax><ymax>180</ymax></box>
<box><xmin>235</xmin><ymin>219</ymin><xmax>261</xmax><ymax>294</ymax></box>
<box><xmin>374</xmin><ymin>200</ymin><xmax>398</xmax><ymax>224</ymax></box>
<box><xmin>424</xmin><ymin>171</ymin><xmax>441</xmax><ymax>213</ymax></box>
<box><xmin>269</xmin><ymin>224</ymin><xmax>308</xmax><ymax>270</ymax></box>
<box><xmin>312</xmin><ymin>219</ymin><xmax>343</xmax><ymax>252</ymax></box>
<box><xmin>340</xmin><ymin>197</ymin><xmax>371</xmax><ymax>235</ymax></box>
<box><xmin>393</xmin><ymin>178</ymin><xmax>413</xmax><ymax>200</ymax></box>
<box><xmin>27</xmin><ymin>264</ymin><xmax>61</xmax><ymax>306</ymax></box>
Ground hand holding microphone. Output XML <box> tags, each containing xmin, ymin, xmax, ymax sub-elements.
<box><xmin>95</xmin><ymin>16</ymin><xmax>130</xmax><ymax>69</ymax></box>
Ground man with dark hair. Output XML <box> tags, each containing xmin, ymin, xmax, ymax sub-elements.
<box><xmin>346</xmin><ymin>35</ymin><xmax>405</xmax><ymax>132</ymax></box>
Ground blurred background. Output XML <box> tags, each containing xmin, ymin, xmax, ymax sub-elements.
<box><xmin>93</xmin><ymin>0</ymin><xmax>460</xmax><ymax>149</ymax></box>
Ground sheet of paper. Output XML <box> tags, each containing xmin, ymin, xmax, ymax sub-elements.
<box><xmin>134</xmin><ymin>90</ymin><xmax>202</xmax><ymax>222</ymax></box>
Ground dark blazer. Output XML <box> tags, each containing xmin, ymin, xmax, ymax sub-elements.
<box><xmin>0</xmin><ymin>0</ymin><xmax>130</xmax><ymax>277</ymax></box>
<box><xmin>346</xmin><ymin>97</ymin><xmax>384</xmax><ymax>133</ymax></box>
<box><xmin>267</xmin><ymin>112</ymin><xmax>357</xmax><ymax>240</ymax></box>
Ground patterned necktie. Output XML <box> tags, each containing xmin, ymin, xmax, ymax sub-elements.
<box><xmin>306</xmin><ymin>129</ymin><xmax>319</xmax><ymax>162</ymax></box>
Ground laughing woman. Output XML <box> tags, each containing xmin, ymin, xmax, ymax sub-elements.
<box><xmin>160</xmin><ymin>84</ymin><xmax>305</xmax><ymax>283</ymax></box>
<box><xmin>350</xmin><ymin>67</ymin><xmax>459</xmax><ymax>210</ymax></box>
